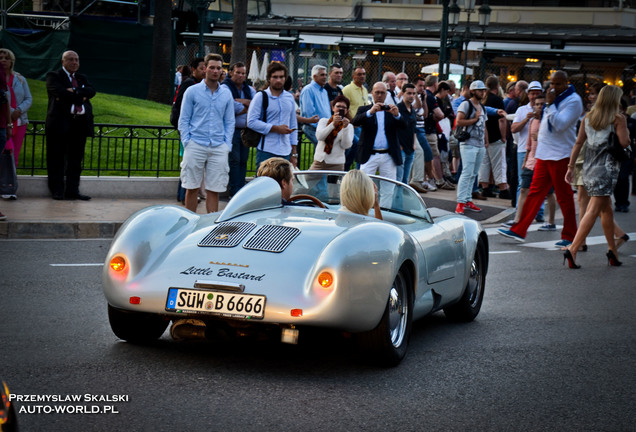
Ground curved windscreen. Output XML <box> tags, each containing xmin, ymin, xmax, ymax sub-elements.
<box><xmin>292</xmin><ymin>171</ymin><xmax>432</xmax><ymax>222</ymax></box>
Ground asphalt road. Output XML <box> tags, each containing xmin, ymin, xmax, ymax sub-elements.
<box><xmin>1</xmin><ymin>222</ymin><xmax>635</xmax><ymax>431</ymax></box>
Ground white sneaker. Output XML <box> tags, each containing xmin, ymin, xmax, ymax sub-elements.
<box><xmin>425</xmin><ymin>180</ymin><xmax>437</xmax><ymax>191</ymax></box>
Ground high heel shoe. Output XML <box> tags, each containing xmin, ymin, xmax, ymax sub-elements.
<box><xmin>563</xmin><ymin>249</ymin><xmax>581</xmax><ymax>269</ymax></box>
<box><xmin>606</xmin><ymin>250</ymin><xmax>623</xmax><ymax>267</ymax></box>
<box><xmin>615</xmin><ymin>234</ymin><xmax>630</xmax><ymax>249</ymax></box>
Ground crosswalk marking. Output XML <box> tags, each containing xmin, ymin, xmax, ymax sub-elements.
<box><xmin>489</xmin><ymin>230</ymin><xmax>635</xmax><ymax>252</ymax></box>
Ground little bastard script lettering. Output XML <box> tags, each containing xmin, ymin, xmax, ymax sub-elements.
<box><xmin>180</xmin><ymin>266</ymin><xmax>265</xmax><ymax>281</ymax></box>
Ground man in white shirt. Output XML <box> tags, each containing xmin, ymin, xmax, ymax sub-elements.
<box><xmin>382</xmin><ymin>71</ymin><xmax>400</xmax><ymax>105</ymax></box>
<box><xmin>499</xmin><ymin>71</ymin><xmax>583</xmax><ymax>246</ymax></box>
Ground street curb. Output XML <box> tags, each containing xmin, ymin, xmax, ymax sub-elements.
<box><xmin>0</xmin><ymin>221</ymin><xmax>123</xmax><ymax>240</ymax></box>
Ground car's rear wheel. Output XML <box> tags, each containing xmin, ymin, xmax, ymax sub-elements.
<box><xmin>443</xmin><ymin>240</ymin><xmax>486</xmax><ymax>322</ymax></box>
<box><xmin>108</xmin><ymin>305</ymin><xmax>169</xmax><ymax>343</ymax></box>
<box><xmin>357</xmin><ymin>269</ymin><xmax>413</xmax><ymax>367</ymax></box>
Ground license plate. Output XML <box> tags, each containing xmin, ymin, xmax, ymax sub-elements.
<box><xmin>165</xmin><ymin>288</ymin><xmax>266</xmax><ymax>319</ymax></box>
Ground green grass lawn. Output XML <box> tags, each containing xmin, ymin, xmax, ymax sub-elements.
<box><xmin>28</xmin><ymin>79</ymin><xmax>172</xmax><ymax>125</ymax></box>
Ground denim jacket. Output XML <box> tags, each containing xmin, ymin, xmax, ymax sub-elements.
<box><xmin>9</xmin><ymin>72</ymin><xmax>32</xmax><ymax>126</ymax></box>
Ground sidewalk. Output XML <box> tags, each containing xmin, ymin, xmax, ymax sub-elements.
<box><xmin>0</xmin><ymin>176</ymin><xmax>514</xmax><ymax>239</ymax></box>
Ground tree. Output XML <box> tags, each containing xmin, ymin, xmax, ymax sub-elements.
<box><xmin>230</xmin><ymin>0</ymin><xmax>248</xmax><ymax>65</ymax></box>
<box><xmin>147</xmin><ymin>0</ymin><xmax>173</xmax><ymax>104</ymax></box>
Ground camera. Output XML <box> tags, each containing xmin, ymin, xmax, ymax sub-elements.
<box><xmin>339</xmin><ymin>109</ymin><xmax>345</xmax><ymax>117</ymax></box>
<box><xmin>380</xmin><ymin>105</ymin><xmax>391</xmax><ymax>111</ymax></box>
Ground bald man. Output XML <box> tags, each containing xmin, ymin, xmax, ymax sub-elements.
<box><xmin>45</xmin><ymin>50</ymin><xmax>96</xmax><ymax>200</ymax></box>
<box><xmin>352</xmin><ymin>82</ymin><xmax>406</xmax><ymax>207</ymax></box>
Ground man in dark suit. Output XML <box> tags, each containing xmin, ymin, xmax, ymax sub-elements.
<box><xmin>352</xmin><ymin>81</ymin><xmax>406</xmax><ymax>208</ymax></box>
<box><xmin>45</xmin><ymin>50</ymin><xmax>96</xmax><ymax>200</ymax></box>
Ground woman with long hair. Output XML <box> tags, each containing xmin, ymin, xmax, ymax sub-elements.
<box><xmin>564</xmin><ymin>85</ymin><xmax>630</xmax><ymax>268</ymax></box>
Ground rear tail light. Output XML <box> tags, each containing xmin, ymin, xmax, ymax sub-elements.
<box><xmin>318</xmin><ymin>272</ymin><xmax>334</xmax><ymax>289</ymax></box>
<box><xmin>110</xmin><ymin>256</ymin><xmax>126</xmax><ymax>272</ymax></box>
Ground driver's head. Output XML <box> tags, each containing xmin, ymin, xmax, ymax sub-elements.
<box><xmin>340</xmin><ymin>170</ymin><xmax>375</xmax><ymax>216</ymax></box>
<box><xmin>257</xmin><ymin>157</ymin><xmax>294</xmax><ymax>200</ymax></box>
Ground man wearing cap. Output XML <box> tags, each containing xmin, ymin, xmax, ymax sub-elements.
<box><xmin>498</xmin><ymin>70</ymin><xmax>582</xmax><ymax>246</ymax></box>
<box><xmin>454</xmin><ymin>80</ymin><xmax>488</xmax><ymax>215</ymax></box>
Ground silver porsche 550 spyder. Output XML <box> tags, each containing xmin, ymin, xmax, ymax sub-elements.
<box><xmin>103</xmin><ymin>171</ymin><xmax>488</xmax><ymax>366</ymax></box>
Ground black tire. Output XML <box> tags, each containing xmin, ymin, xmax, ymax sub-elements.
<box><xmin>357</xmin><ymin>270</ymin><xmax>413</xmax><ymax>367</ymax></box>
<box><xmin>108</xmin><ymin>304</ymin><xmax>169</xmax><ymax>343</ymax></box>
<box><xmin>444</xmin><ymin>240</ymin><xmax>486</xmax><ymax>322</ymax></box>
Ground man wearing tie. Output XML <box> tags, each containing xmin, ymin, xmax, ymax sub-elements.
<box><xmin>353</xmin><ymin>82</ymin><xmax>406</xmax><ymax>208</ymax></box>
<box><xmin>45</xmin><ymin>50</ymin><xmax>96</xmax><ymax>200</ymax></box>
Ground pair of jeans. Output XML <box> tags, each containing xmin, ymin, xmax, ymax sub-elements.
<box><xmin>395</xmin><ymin>150</ymin><xmax>414</xmax><ymax>184</ymax></box>
<box><xmin>256</xmin><ymin>149</ymin><xmax>290</xmax><ymax>173</ymax></box>
<box><xmin>415</xmin><ymin>127</ymin><xmax>433</xmax><ymax>162</ymax></box>
<box><xmin>344</xmin><ymin>127</ymin><xmax>361</xmax><ymax>171</ymax></box>
<box><xmin>457</xmin><ymin>144</ymin><xmax>485</xmax><ymax>204</ymax></box>
<box><xmin>228</xmin><ymin>128</ymin><xmax>250</xmax><ymax>196</ymax></box>
<box><xmin>302</xmin><ymin>124</ymin><xmax>318</xmax><ymax>145</ymax></box>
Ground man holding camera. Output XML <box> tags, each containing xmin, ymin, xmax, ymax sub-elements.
<box><xmin>353</xmin><ymin>82</ymin><xmax>406</xmax><ymax>208</ymax></box>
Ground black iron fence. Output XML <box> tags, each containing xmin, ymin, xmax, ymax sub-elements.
<box><xmin>18</xmin><ymin>121</ymin><xmax>315</xmax><ymax>177</ymax></box>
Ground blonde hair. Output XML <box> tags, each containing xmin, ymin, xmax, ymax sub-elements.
<box><xmin>340</xmin><ymin>170</ymin><xmax>375</xmax><ymax>216</ymax></box>
<box><xmin>587</xmin><ymin>85</ymin><xmax>622</xmax><ymax>131</ymax></box>
<box><xmin>0</xmin><ymin>48</ymin><xmax>15</xmax><ymax>74</ymax></box>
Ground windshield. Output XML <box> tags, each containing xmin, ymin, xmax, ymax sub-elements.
<box><xmin>292</xmin><ymin>171</ymin><xmax>432</xmax><ymax>221</ymax></box>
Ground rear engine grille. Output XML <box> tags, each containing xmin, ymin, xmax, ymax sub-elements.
<box><xmin>198</xmin><ymin>222</ymin><xmax>256</xmax><ymax>247</ymax></box>
<box><xmin>243</xmin><ymin>225</ymin><xmax>300</xmax><ymax>253</ymax></box>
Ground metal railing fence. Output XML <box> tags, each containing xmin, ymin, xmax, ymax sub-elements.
<box><xmin>18</xmin><ymin>121</ymin><xmax>315</xmax><ymax>177</ymax></box>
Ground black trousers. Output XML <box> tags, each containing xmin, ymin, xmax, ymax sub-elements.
<box><xmin>46</xmin><ymin>123</ymin><xmax>88</xmax><ymax>196</ymax></box>
<box><xmin>614</xmin><ymin>158</ymin><xmax>633</xmax><ymax>208</ymax></box>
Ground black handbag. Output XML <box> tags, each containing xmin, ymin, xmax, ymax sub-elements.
<box><xmin>607</xmin><ymin>130</ymin><xmax>632</xmax><ymax>162</ymax></box>
<box><xmin>453</xmin><ymin>100</ymin><xmax>476</xmax><ymax>142</ymax></box>
<box><xmin>0</xmin><ymin>149</ymin><xmax>18</xmax><ymax>195</ymax></box>
<box><xmin>241</xmin><ymin>91</ymin><xmax>269</xmax><ymax>148</ymax></box>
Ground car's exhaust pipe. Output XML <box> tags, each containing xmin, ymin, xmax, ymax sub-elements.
<box><xmin>170</xmin><ymin>319</ymin><xmax>207</xmax><ymax>341</ymax></box>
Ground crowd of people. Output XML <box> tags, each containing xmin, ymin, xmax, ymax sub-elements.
<box><xmin>1</xmin><ymin>50</ymin><xmax>635</xmax><ymax>270</ymax></box>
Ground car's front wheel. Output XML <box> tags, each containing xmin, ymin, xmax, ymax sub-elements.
<box><xmin>357</xmin><ymin>269</ymin><xmax>413</xmax><ymax>367</ymax></box>
<box><xmin>108</xmin><ymin>305</ymin><xmax>169</xmax><ymax>343</ymax></box>
<box><xmin>443</xmin><ymin>240</ymin><xmax>486</xmax><ymax>322</ymax></box>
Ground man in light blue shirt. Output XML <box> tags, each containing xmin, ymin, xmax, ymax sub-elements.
<box><xmin>178</xmin><ymin>53</ymin><xmax>235</xmax><ymax>213</ymax></box>
<box><xmin>299</xmin><ymin>65</ymin><xmax>331</xmax><ymax>144</ymax></box>
<box><xmin>246</xmin><ymin>62</ymin><xmax>298</xmax><ymax>170</ymax></box>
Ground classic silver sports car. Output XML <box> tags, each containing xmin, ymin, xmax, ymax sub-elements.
<box><xmin>103</xmin><ymin>171</ymin><xmax>488</xmax><ymax>366</ymax></box>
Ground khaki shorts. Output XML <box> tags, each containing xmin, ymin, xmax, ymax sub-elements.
<box><xmin>180</xmin><ymin>140</ymin><xmax>230</xmax><ymax>192</ymax></box>
<box><xmin>425</xmin><ymin>133</ymin><xmax>440</xmax><ymax>158</ymax></box>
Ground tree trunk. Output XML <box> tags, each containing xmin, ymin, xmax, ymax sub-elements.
<box><xmin>147</xmin><ymin>0</ymin><xmax>173</xmax><ymax>104</ymax></box>
<box><xmin>230</xmin><ymin>0</ymin><xmax>248</xmax><ymax>65</ymax></box>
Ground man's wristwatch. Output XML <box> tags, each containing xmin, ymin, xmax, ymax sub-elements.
<box><xmin>291</xmin><ymin>153</ymin><xmax>298</xmax><ymax>158</ymax></box>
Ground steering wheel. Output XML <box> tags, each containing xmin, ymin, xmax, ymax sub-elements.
<box><xmin>289</xmin><ymin>194</ymin><xmax>327</xmax><ymax>208</ymax></box>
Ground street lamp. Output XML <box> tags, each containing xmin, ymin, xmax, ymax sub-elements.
<box><xmin>447</xmin><ymin>0</ymin><xmax>491</xmax><ymax>85</ymax></box>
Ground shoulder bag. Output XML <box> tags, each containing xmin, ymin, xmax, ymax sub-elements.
<box><xmin>607</xmin><ymin>126</ymin><xmax>632</xmax><ymax>163</ymax></box>
<box><xmin>453</xmin><ymin>100</ymin><xmax>475</xmax><ymax>142</ymax></box>
<box><xmin>241</xmin><ymin>91</ymin><xmax>269</xmax><ymax>148</ymax></box>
